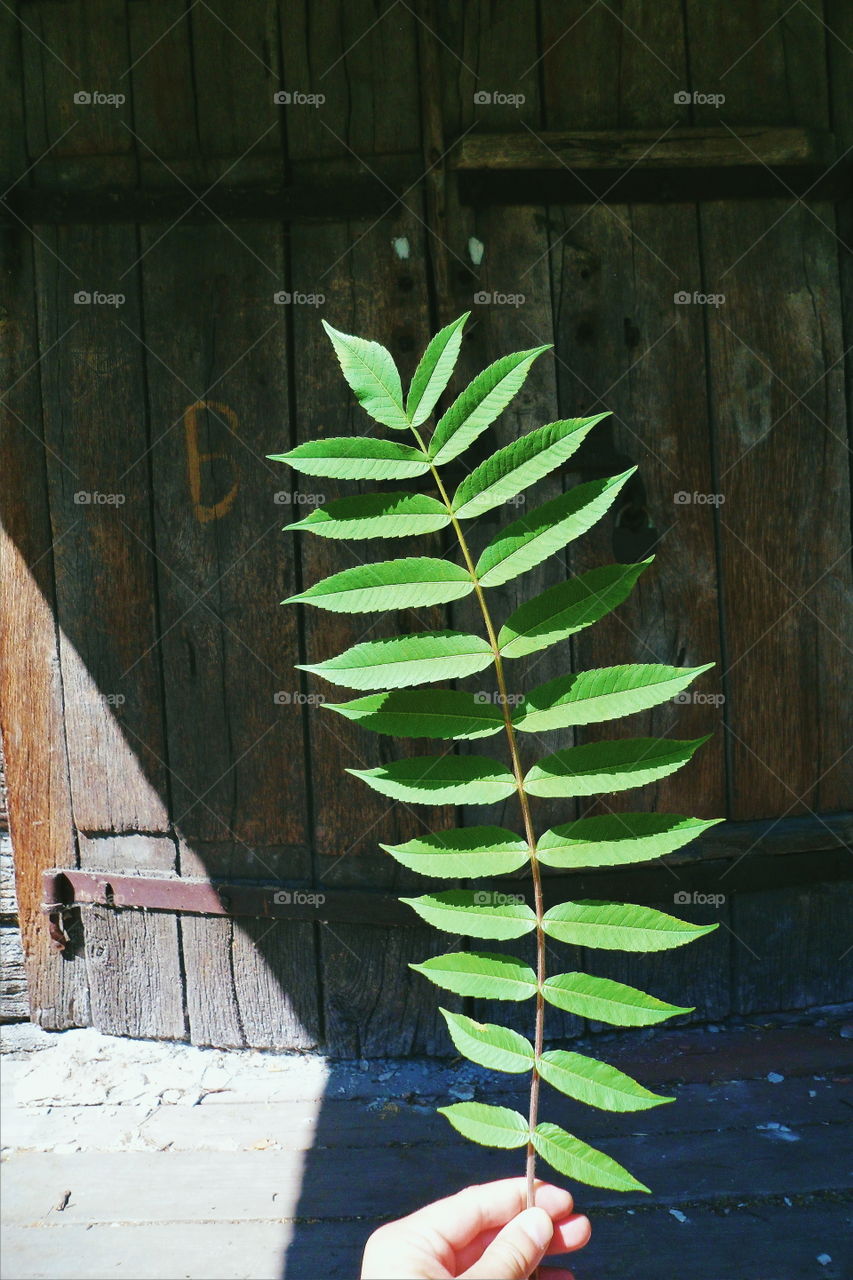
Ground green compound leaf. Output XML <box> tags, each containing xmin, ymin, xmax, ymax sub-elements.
<box><xmin>328</xmin><ymin>691</ymin><xmax>505</xmax><ymax>740</ymax></box>
<box><xmin>524</xmin><ymin>735</ymin><xmax>711</xmax><ymax>798</ymax></box>
<box><xmin>537</xmin><ymin>814</ymin><xmax>723</xmax><ymax>870</ymax></box>
<box><xmin>498</xmin><ymin>561</ymin><xmax>651</xmax><ymax>659</ymax></box>
<box><xmin>430</xmin><ymin>347</ymin><xmax>551</xmax><ymax>466</ymax></box>
<box><xmin>452</xmin><ymin>415</ymin><xmax>608</xmax><ymax>519</ymax></box>
<box><xmin>382</xmin><ymin>826</ymin><xmax>529</xmax><ymax>875</ymax></box>
<box><xmin>441</xmin><ymin>1010</ymin><xmax>534</xmax><ymax>1073</ymax></box>
<box><xmin>407</xmin><ymin>312</ymin><xmax>469</xmax><ymax>426</ymax></box>
<box><xmin>268</xmin><ymin>437</ymin><xmax>429</xmax><ymax>480</ymax></box>
<box><xmin>322</xmin><ymin>321</ymin><xmax>408</xmax><ymax>430</ymax></box>
<box><xmin>349</xmin><ymin>755</ymin><xmax>516</xmax><ymax>804</ymax></box>
<box><xmin>543</xmin><ymin>901</ymin><xmax>718</xmax><ymax>952</ymax></box>
<box><xmin>297</xmin><ymin>631</ymin><xmax>493</xmax><ymax>690</ymax></box>
<box><xmin>285</xmin><ymin>558</ymin><xmax>473</xmax><ymax>614</ymax></box>
<box><xmin>411</xmin><ymin>952</ymin><xmax>538</xmax><ymax>1000</ymax></box>
<box><xmin>513</xmin><ymin>663</ymin><xmax>715</xmax><ymax>733</ymax></box>
<box><xmin>533</xmin><ymin>1122</ymin><xmax>650</xmax><ymax>1193</ymax></box>
<box><xmin>542</xmin><ymin>972</ymin><xmax>694</xmax><ymax>1026</ymax></box>
<box><xmin>402</xmin><ymin>890</ymin><xmax>536</xmax><ymax>939</ymax></box>
<box><xmin>537</xmin><ymin>1050</ymin><xmax>674</xmax><ymax>1112</ymax></box>
<box><xmin>283</xmin><ymin>492</ymin><xmax>450</xmax><ymax>539</ymax></box>
<box><xmin>439</xmin><ymin>1102</ymin><xmax>530</xmax><ymax>1149</ymax></box>
<box><xmin>476</xmin><ymin>469</ymin><xmax>635</xmax><ymax>588</ymax></box>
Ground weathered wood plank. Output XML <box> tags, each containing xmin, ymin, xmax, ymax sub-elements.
<box><xmin>0</xmin><ymin>925</ymin><xmax>28</xmax><ymax>1022</ymax></box>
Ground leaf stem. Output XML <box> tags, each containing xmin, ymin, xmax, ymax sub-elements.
<box><xmin>410</xmin><ymin>427</ymin><xmax>546</xmax><ymax>1210</ymax></box>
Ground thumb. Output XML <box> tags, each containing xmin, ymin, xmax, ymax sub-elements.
<box><xmin>462</xmin><ymin>1205</ymin><xmax>554</xmax><ymax>1279</ymax></box>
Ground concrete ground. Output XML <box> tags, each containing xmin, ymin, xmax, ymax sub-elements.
<box><xmin>1</xmin><ymin>1018</ymin><xmax>852</xmax><ymax>1280</ymax></box>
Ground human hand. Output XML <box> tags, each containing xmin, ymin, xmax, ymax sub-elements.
<box><xmin>360</xmin><ymin>1176</ymin><xmax>591</xmax><ymax>1279</ymax></box>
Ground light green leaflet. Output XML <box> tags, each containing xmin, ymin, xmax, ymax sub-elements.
<box><xmin>276</xmin><ymin>313</ymin><xmax>720</xmax><ymax>1197</ymax></box>
<box><xmin>284</xmin><ymin>492</ymin><xmax>450</xmax><ymax>540</ymax></box>
<box><xmin>268</xmin><ymin>437</ymin><xmax>429</xmax><ymax>479</ymax></box>
<box><xmin>349</xmin><ymin>755</ymin><xmax>516</xmax><ymax>804</ymax></box>
<box><xmin>452</xmin><ymin>414</ymin><xmax>609</xmax><ymax>519</ymax></box>
<box><xmin>524</xmin><ymin>735</ymin><xmax>711</xmax><ymax>798</ymax></box>
<box><xmin>542</xmin><ymin>901</ymin><xmax>717</xmax><ymax>951</ymax></box>
<box><xmin>498</xmin><ymin>560</ymin><xmax>651</xmax><ymax>658</ymax></box>
<box><xmin>328</xmin><ymin>691</ymin><xmax>505</xmax><ymax>740</ymax></box>
<box><xmin>382</xmin><ymin>826</ymin><xmax>529</xmax><ymax>875</ymax></box>
<box><xmin>513</xmin><ymin>662</ymin><xmax>715</xmax><ymax>733</ymax></box>
<box><xmin>285</xmin><ymin>558</ymin><xmax>474</xmax><ymax>613</ymax></box>
<box><xmin>297</xmin><ymin>631</ymin><xmax>493</xmax><ymax>690</ymax></box>
<box><xmin>476</xmin><ymin>468</ymin><xmax>635</xmax><ymax>588</ymax></box>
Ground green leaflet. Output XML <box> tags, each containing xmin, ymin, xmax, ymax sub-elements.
<box><xmin>542</xmin><ymin>972</ymin><xmax>694</xmax><ymax>1026</ymax></box>
<box><xmin>537</xmin><ymin>814</ymin><xmax>723</xmax><ymax>870</ymax></box>
<box><xmin>285</xmin><ymin>558</ymin><xmax>474</xmax><ymax>613</ymax></box>
<box><xmin>441</xmin><ymin>1010</ymin><xmax>534</xmax><ymax>1073</ymax></box>
<box><xmin>402</xmin><ymin>890</ymin><xmax>537</xmax><ymax>939</ymax></box>
<box><xmin>349</xmin><ymin>755</ymin><xmax>516</xmax><ymax>804</ymax></box>
<box><xmin>498</xmin><ymin>561</ymin><xmax>651</xmax><ymax>659</ymax></box>
<box><xmin>452</xmin><ymin>415</ymin><xmax>608</xmax><ymax>519</ymax></box>
<box><xmin>297</xmin><ymin>631</ymin><xmax>493</xmax><ymax>690</ymax></box>
<box><xmin>430</xmin><ymin>346</ymin><xmax>551</xmax><ymax>466</ymax></box>
<box><xmin>407</xmin><ymin>313</ymin><xmax>469</xmax><ymax>426</ymax></box>
<box><xmin>513</xmin><ymin>662</ymin><xmax>715</xmax><ymax>733</ymax></box>
<box><xmin>268</xmin><ymin>437</ymin><xmax>429</xmax><ymax>480</ymax></box>
<box><xmin>283</xmin><ymin>492</ymin><xmax>450</xmax><ymax>539</ymax></box>
<box><xmin>322</xmin><ymin>321</ymin><xmax>409</xmax><ymax>430</ymax></box>
<box><xmin>477</xmin><ymin>469</ymin><xmax>635</xmax><ymax>588</ymax></box>
<box><xmin>533</xmin><ymin>1122</ymin><xmax>650</xmax><ymax>1194</ymax></box>
<box><xmin>524</xmin><ymin>735</ymin><xmax>711</xmax><ymax>797</ymax></box>
<box><xmin>411</xmin><ymin>951</ymin><xmax>538</xmax><ymax>1000</ymax></box>
<box><xmin>327</xmin><ymin>691</ymin><xmax>504</xmax><ymax>740</ymax></box>
<box><xmin>382</xmin><ymin>826</ymin><xmax>529</xmax><ymax>875</ymax></box>
<box><xmin>542</xmin><ymin>901</ymin><xmax>718</xmax><ymax>952</ymax></box>
<box><xmin>439</xmin><ymin>1102</ymin><xmax>530</xmax><ymax>1148</ymax></box>
<box><xmin>537</xmin><ymin>1050</ymin><xmax>673</xmax><ymax>1112</ymax></box>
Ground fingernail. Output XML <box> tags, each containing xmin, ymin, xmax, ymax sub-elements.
<box><xmin>519</xmin><ymin>1206</ymin><xmax>554</xmax><ymax>1250</ymax></box>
